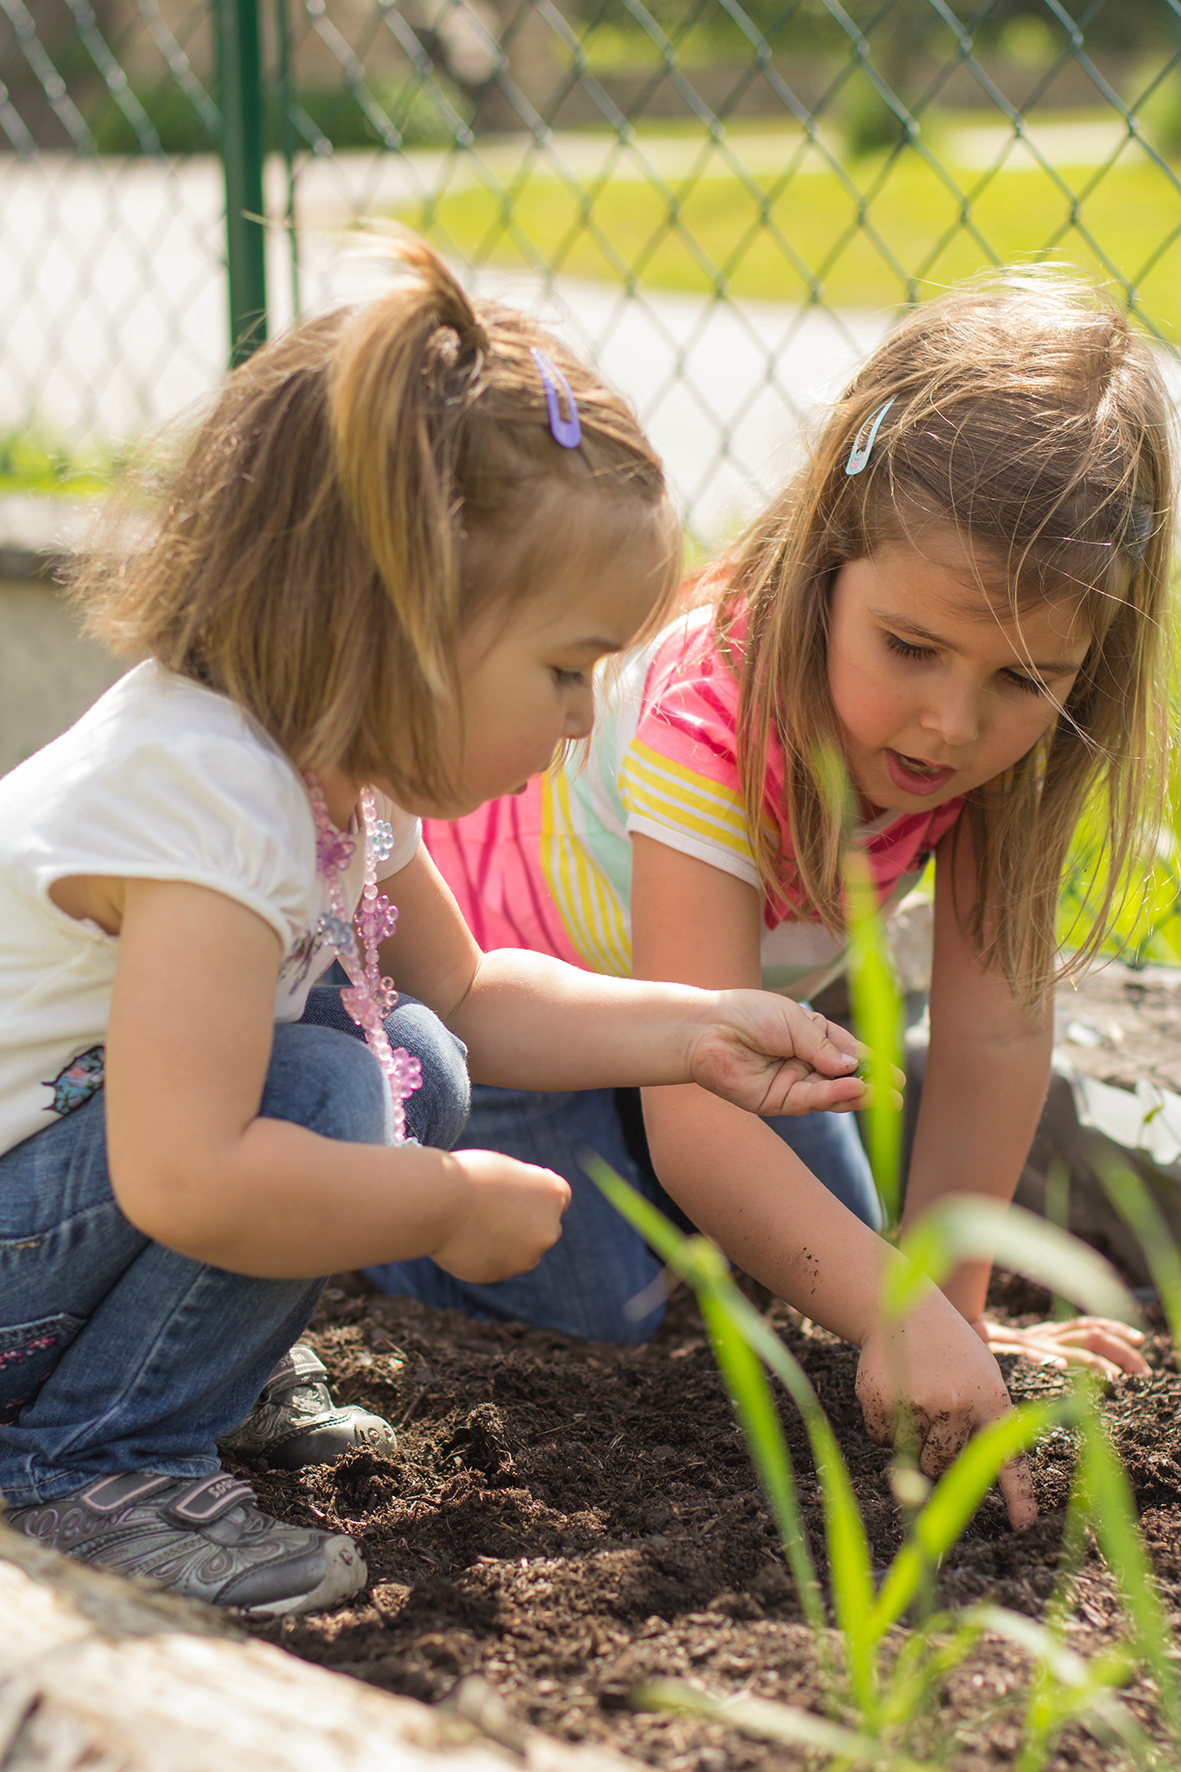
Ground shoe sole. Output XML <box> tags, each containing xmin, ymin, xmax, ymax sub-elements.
<box><xmin>232</xmin><ymin>1537</ymin><xmax>368</xmax><ymax>1618</ymax></box>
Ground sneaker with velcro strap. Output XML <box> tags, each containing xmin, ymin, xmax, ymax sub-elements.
<box><xmin>7</xmin><ymin>1469</ymin><xmax>366</xmax><ymax>1615</ymax></box>
<box><xmin>219</xmin><ymin>1340</ymin><xmax>396</xmax><ymax>1470</ymax></box>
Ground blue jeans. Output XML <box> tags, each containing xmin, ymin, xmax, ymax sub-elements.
<box><xmin>367</xmin><ymin>1083</ymin><xmax>881</xmax><ymax>1343</ymax></box>
<box><xmin>0</xmin><ymin>985</ymin><xmax>469</xmax><ymax>1505</ymax></box>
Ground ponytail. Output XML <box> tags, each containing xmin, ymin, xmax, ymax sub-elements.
<box><xmin>331</xmin><ymin>239</ymin><xmax>488</xmax><ymax>699</ymax></box>
<box><xmin>75</xmin><ymin>233</ymin><xmax>670</xmax><ymax>810</ymax></box>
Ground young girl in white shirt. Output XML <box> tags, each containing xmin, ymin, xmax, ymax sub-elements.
<box><xmin>0</xmin><ymin>240</ymin><xmax>887</xmax><ymax>1616</ymax></box>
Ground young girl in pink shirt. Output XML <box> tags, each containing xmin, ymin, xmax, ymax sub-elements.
<box><xmin>384</xmin><ymin>271</ymin><xmax>1172</xmax><ymax>1489</ymax></box>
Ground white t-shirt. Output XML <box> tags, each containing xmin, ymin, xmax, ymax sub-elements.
<box><xmin>0</xmin><ymin>662</ymin><xmax>420</xmax><ymax>1159</ymax></box>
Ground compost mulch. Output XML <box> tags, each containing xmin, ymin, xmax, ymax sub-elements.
<box><xmin>238</xmin><ymin>1268</ymin><xmax>1181</xmax><ymax>1770</ymax></box>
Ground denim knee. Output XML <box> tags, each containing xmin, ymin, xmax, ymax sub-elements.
<box><xmin>298</xmin><ymin>984</ymin><xmax>470</xmax><ymax>1151</ymax></box>
<box><xmin>265</xmin><ymin>1022</ymin><xmax>392</xmax><ymax>1145</ymax></box>
<box><xmin>367</xmin><ymin>1085</ymin><xmax>666</xmax><ymax>1343</ymax></box>
<box><xmin>384</xmin><ymin>998</ymin><xmax>470</xmax><ymax>1151</ymax></box>
<box><xmin>0</xmin><ymin>1084</ymin><xmax>327</xmax><ymax>1499</ymax></box>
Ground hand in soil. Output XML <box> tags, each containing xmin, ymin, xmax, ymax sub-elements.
<box><xmin>687</xmin><ymin>993</ymin><xmax>902</xmax><ymax>1117</ymax></box>
<box><xmin>433</xmin><ymin>1150</ymin><xmax>570</xmax><ymax>1281</ymax></box>
<box><xmin>855</xmin><ymin>1286</ymin><xmax>1038</xmax><ymax>1529</ymax></box>
<box><xmin>977</xmin><ymin>1314</ymin><xmax>1150</xmax><ymax>1379</ymax></box>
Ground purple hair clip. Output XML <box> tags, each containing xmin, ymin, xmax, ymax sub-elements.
<box><xmin>530</xmin><ymin>347</ymin><xmax>582</xmax><ymax>449</ymax></box>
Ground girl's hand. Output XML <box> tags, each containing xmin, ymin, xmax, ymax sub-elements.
<box><xmin>856</xmin><ymin>1286</ymin><xmax>1037</xmax><ymax>1530</ymax></box>
<box><xmin>688</xmin><ymin>992</ymin><xmax>902</xmax><ymax>1118</ymax></box>
<box><xmin>431</xmin><ymin>1150</ymin><xmax>571</xmax><ymax>1283</ymax></box>
<box><xmin>974</xmin><ymin>1315</ymin><xmax>1149</xmax><ymax>1379</ymax></box>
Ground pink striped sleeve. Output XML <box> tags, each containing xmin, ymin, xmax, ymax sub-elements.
<box><xmin>422</xmin><ymin>783</ymin><xmax>584</xmax><ymax>965</ymax></box>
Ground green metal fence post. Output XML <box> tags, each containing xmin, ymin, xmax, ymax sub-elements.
<box><xmin>217</xmin><ymin>0</ymin><xmax>267</xmax><ymax>366</ymax></box>
<box><xmin>274</xmin><ymin>0</ymin><xmax>300</xmax><ymax>322</ymax></box>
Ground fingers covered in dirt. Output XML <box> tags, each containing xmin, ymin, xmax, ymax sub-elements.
<box><xmin>433</xmin><ymin>1150</ymin><xmax>570</xmax><ymax>1284</ymax></box>
<box><xmin>979</xmin><ymin>1314</ymin><xmax>1149</xmax><ymax>1379</ymax></box>
<box><xmin>689</xmin><ymin>991</ymin><xmax>905</xmax><ymax>1118</ymax></box>
<box><xmin>855</xmin><ymin>1286</ymin><xmax>1038</xmax><ymax>1531</ymax></box>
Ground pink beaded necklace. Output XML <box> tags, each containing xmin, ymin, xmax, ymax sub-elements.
<box><xmin>306</xmin><ymin>775</ymin><xmax>422</xmax><ymax>1143</ymax></box>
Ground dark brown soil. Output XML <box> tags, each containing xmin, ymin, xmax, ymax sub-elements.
<box><xmin>239</xmin><ymin>1271</ymin><xmax>1181</xmax><ymax>1770</ymax></box>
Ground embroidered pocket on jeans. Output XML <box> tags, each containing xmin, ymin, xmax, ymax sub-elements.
<box><xmin>0</xmin><ymin>1312</ymin><xmax>85</xmax><ymax>1423</ymax></box>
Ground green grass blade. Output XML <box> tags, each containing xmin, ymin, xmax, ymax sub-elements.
<box><xmin>702</xmin><ymin>1277</ymin><xmax>880</xmax><ymax>1712</ymax></box>
<box><xmin>969</xmin><ymin>1606</ymin><xmax>1148</xmax><ymax>1766</ymax></box>
<box><xmin>870</xmin><ymin>1401</ymin><xmax>1064</xmax><ymax>1636</ymax></box>
<box><xmin>583</xmin><ymin>1153</ymin><xmax>880</xmax><ymax>1713</ymax></box>
<box><xmin>582</xmin><ymin>1154</ymin><xmax>823</xmax><ymax>1630</ymax></box>
<box><xmin>891</xmin><ymin>1198</ymin><xmax>1140</xmax><ymax>1326</ymax></box>
<box><xmin>966</xmin><ymin>1604</ymin><xmax>1125</xmax><ymax>1697</ymax></box>
<box><xmin>844</xmin><ymin>848</ymin><xmax>905</xmax><ymax>1229</ymax></box>
<box><xmin>582</xmin><ymin>1153</ymin><xmax>698</xmax><ymax>1270</ymax></box>
<box><xmin>812</xmin><ymin>739</ymin><xmax>905</xmax><ymax>1229</ymax></box>
<box><xmin>878</xmin><ymin>1610</ymin><xmax>984</xmax><ymax>1733</ymax></box>
<box><xmin>634</xmin><ymin>1678</ymin><xmax>929</xmax><ymax>1771</ymax></box>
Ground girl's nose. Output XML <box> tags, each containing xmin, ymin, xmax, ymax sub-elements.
<box><xmin>921</xmin><ymin>682</ymin><xmax>980</xmax><ymax>748</ymax></box>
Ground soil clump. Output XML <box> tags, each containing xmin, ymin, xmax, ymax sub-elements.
<box><xmin>239</xmin><ymin>1277</ymin><xmax>1181</xmax><ymax>1770</ymax></box>
<box><xmin>239</xmin><ymin>967</ymin><xmax>1181</xmax><ymax>1767</ymax></box>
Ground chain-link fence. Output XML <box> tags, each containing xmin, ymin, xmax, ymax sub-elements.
<box><xmin>4</xmin><ymin>0</ymin><xmax>1181</xmax><ymax>953</ymax></box>
<box><xmin>4</xmin><ymin>0</ymin><xmax>1181</xmax><ymax>534</ymax></box>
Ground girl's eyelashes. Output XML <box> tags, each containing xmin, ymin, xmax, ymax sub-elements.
<box><xmin>1002</xmin><ymin>669</ymin><xmax>1046</xmax><ymax>696</ymax></box>
<box><xmin>884</xmin><ymin>631</ymin><xmax>1047</xmax><ymax>696</ymax></box>
<box><xmin>884</xmin><ymin>632</ymin><xmax>934</xmax><ymax>664</ymax></box>
<box><xmin>552</xmin><ymin>666</ymin><xmax>589</xmax><ymax>688</ymax></box>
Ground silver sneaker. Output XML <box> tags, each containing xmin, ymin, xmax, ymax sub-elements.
<box><xmin>8</xmin><ymin>1470</ymin><xmax>366</xmax><ymax>1615</ymax></box>
<box><xmin>219</xmin><ymin>1341</ymin><xmax>396</xmax><ymax>1470</ymax></box>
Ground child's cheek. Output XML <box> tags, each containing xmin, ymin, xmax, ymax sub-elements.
<box><xmin>842</xmin><ymin>656</ymin><xmax>903</xmax><ymax>737</ymax></box>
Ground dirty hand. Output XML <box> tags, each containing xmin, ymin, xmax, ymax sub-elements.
<box><xmin>432</xmin><ymin>1149</ymin><xmax>571</xmax><ymax>1284</ymax></box>
<box><xmin>974</xmin><ymin>1315</ymin><xmax>1149</xmax><ymax>1379</ymax></box>
<box><xmin>688</xmin><ymin>991</ymin><xmax>903</xmax><ymax>1117</ymax></box>
<box><xmin>856</xmin><ymin>1285</ymin><xmax>1036</xmax><ymax>1530</ymax></box>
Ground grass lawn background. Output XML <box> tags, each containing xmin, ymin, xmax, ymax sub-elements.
<box><xmin>7</xmin><ymin>107</ymin><xmax>1180</xmax><ymax>964</ymax></box>
<box><xmin>391</xmin><ymin>112</ymin><xmax>1181</xmax><ymax>342</ymax></box>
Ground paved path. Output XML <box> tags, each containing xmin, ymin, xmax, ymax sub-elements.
<box><xmin>0</xmin><ymin>130</ymin><xmax>1168</xmax><ymax>537</ymax></box>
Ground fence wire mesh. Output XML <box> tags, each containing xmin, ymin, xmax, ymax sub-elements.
<box><xmin>3</xmin><ymin>0</ymin><xmax>1181</xmax><ymax>958</ymax></box>
<box><xmin>0</xmin><ymin>0</ymin><xmax>224</xmax><ymax>460</ymax></box>
<box><xmin>5</xmin><ymin>0</ymin><xmax>1181</xmax><ymax>525</ymax></box>
<box><xmin>271</xmin><ymin>0</ymin><xmax>1181</xmax><ymax>538</ymax></box>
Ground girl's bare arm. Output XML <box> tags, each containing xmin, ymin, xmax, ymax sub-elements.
<box><xmin>380</xmin><ymin>847</ymin><xmax>868</xmax><ymax>1111</ymax></box>
<box><xmin>628</xmin><ymin>833</ymin><xmax>1035</xmax><ymax>1527</ymax></box>
<box><xmin>899</xmin><ymin>825</ymin><xmax>1055</xmax><ymax>1321</ymax></box>
<box><xmin>101</xmin><ymin>878</ymin><xmax>569</xmax><ymax>1279</ymax></box>
<box><xmin>904</xmin><ymin>829</ymin><xmax>1147</xmax><ymax>1376</ymax></box>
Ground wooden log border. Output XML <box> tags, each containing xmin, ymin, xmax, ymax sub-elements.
<box><xmin>0</xmin><ymin>1523</ymin><xmax>642</xmax><ymax>1772</ymax></box>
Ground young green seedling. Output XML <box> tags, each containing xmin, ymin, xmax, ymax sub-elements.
<box><xmin>587</xmin><ymin>1139</ymin><xmax>1181</xmax><ymax>1758</ymax></box>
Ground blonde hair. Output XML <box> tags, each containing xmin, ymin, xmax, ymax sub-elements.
<box><xmin>717</xmin><ymin>270</ymin><xmax>1175</xmax><ymax>1005</ymax></box>
<box><xmin>77</xmin><ymin>236</ymin><xmax>672</xmax><ymax>807</ymax></box>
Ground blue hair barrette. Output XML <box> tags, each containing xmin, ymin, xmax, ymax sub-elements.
<box><xmin>845</xmin><ymin>397</ymin><xmax>896</xmax><ymax>476</ymax></box>
<box><xmin>531</xmin><ymin>347</ymin><xmax>582</xmax><ymax>450</ymax></box>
